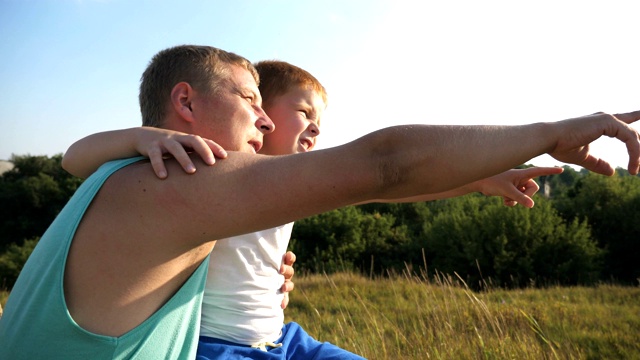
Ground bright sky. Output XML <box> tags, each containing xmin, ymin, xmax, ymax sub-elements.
<box><xmin>1</xmin><ymin>0</ymin><xmax>638</xmax><ymax>170</ymax></box>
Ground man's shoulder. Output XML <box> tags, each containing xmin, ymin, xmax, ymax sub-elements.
<box><xmin>96</xmin><ymin>157</ymin><xmax>152</xmax><ymax>187</ymax></box>
<box><xmin>96</xmin><ymin>157</ymin><xmax>149</xmax><ymax>176</ymax></box>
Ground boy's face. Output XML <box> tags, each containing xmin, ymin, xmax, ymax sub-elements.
<box><xmin>260</xmin><ymin>86</ymin><xmax>325</xmax><ymax>155</ymax></box>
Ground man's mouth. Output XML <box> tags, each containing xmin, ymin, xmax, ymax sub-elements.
<box><xmin>249</xmin><ymin>140</ymin><xmax>262</xmax><ymax>154</ymax></box>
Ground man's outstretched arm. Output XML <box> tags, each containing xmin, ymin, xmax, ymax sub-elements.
<box><xmin>134</xmin><ymin>111</ymin><xmax>639</xmax><ymax>247</ymax></box>
<box><xmin>67</xmin><ymin>110</ymin><xmax>638</xmax><ymax>335</ymax></box>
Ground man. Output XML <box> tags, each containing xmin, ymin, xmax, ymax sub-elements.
<box><xmin>1</xmin><ymin>44</ymin><xmax>638</xmax><ymax>359</ymax></box>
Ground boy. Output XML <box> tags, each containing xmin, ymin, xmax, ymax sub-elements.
<box><xmin>63</xmin><ymin>60</ymin><xmax>562</xmax><ymax>359</ymax></box>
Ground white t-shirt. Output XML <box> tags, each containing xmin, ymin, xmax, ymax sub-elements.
<box><xmin>199</xmin><ymin>223</ymin><xmax>294</xmax><ymax>345</ymax></box>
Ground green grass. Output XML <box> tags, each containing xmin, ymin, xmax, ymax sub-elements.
<box><xmin>285</xmin><ymin>271</ymin><xmax>640</xmax><ymax>359</ymax></box>
<box><xmin>2</xmin><ymin>273</ymin><xmax>638</xmax><ymax>359</ymax></box>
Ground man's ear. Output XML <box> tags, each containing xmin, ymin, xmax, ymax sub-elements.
<box><xmin>170</xmin><ymin>82</ymin><xmax>196</xmax><ymax>123</ymax></box>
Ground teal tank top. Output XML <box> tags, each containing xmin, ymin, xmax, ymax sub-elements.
<box><xmin>0</xmin><ymin>157</ymin><xmax>210</xmax><ymax>359</ymax></box>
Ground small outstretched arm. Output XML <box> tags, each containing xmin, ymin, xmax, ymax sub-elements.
<box><xmin>362</xmin><ymin>166</ymin><xmax>563</xmax><ymax>208</ymax></box>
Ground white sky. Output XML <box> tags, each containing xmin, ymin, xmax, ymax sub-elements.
<box><xmin>1</xmin><ymin>0</ymin><xmax>638</xmax><ymax>170</ymax></box>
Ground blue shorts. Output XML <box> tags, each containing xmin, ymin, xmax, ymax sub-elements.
<box><xmin>196</xmin><ymin>322</ymin><xmax>366</xmax><ymax>359</ymax></box>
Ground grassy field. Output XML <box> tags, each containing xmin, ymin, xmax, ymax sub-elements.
<box><xmin>284</xmin><ymin>271</ymin><xmax>640</xmax><ymax>360</ymax></box>
<box><xmin>1</xmin><ymin>272</ymin><xmax>638</xmax><ymax>359</ymax></box>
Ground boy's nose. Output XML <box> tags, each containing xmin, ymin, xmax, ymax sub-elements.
<box><xmin>308</xmin><ymin>122</ymin><xmax>320</xmax><ymax>136</ymax></box>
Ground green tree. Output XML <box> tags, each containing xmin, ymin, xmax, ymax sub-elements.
<box><xmin>543</xmin><ymin>165</ymin><xmax>581</xmax><ymax>198</ymax></box>
<box><xmin>0</xmin><ymin>154</ymin><xmax>83</xmax><ymax>250</ymax></box>
<box><xmin>290</xmin><ymin>206</ymin><xmax>411</xmax><ymax>274</ymax></box>
<box><xmin>422</xmin><ymin>195</ymin><xmax>601</xmax><ymax>288</ymax></box>
<box><xmin>357</xmin><ymin>202</ymin><xmax>433</xmax><ymax>272</ymax></box>
<box><xmin>554</xmin><ymin>172</ymin><xmax>640</xmax><ymax>283</ymax></box>
<box><xmin>358</xmin><ymin>202</ymin><xmax>431</xmax><ymax>239</ymax></box>
<box><xmin>0</xmin><ymin>237</ymin><xmax>38</xmax><ymax>288</ymax></box>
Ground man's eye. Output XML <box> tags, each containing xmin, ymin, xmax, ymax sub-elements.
<box><xmin>245</xmin><ymin>97</ymin><xmax>254</xmax><ymax>103</ymax></box>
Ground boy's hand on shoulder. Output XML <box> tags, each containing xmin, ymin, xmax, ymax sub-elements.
<box><xmin>135</xmin><ymin>127</ymin><xmax>228</xmax><ymax>178</ymax></box>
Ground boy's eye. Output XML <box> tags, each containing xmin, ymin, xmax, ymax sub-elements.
<box><xmin>299</xmin><ymin>110</ymin><xmax>308</xmax><ymax>118</ymax></box>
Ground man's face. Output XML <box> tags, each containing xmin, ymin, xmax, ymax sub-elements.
<box><xmin>191</xmin><ymin>65</ymin><xmax>274</xmax><ymax>153</ymax></box>
<box><xmin>260</xmin><ymin>86</ymin><xmax>325</xmax><ymax>156</ymax></box>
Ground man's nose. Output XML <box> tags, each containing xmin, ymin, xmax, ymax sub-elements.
<box><xmin>255</xmin><ymin>107</ymin><xmax>275</xmax><ymax>134</ymax></box>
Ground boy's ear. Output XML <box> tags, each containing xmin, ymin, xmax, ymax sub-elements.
<box><xmin>170</xmin><ymin>82</ymin><xmax>196</xmax><ymax>123</ymax></box>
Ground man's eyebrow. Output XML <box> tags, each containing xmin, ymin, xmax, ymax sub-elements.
<box><xmin>237</xmin><ymin>85</ymin><xmax>260</xmax><ymax>101</ymax></box>
<box><xmin>236</xmin><ymin>84</ymin><xmax>254</xmax><ymax>94</ymax></box>
<box><xmin>247</xmin><ymin>87</ymin><xmax>263</xmax><ymax>105</ymax></box>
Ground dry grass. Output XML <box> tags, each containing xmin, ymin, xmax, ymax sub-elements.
<box><xmin>285</xmin><ymin>271</ymin><xmax>640</xmax><ymax>359</ymax></box>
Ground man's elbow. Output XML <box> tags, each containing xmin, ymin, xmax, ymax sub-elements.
<box><xmin>376</xmin><ymin>158</ymin><xmax>403</xmax><ymax>190</ymax></box>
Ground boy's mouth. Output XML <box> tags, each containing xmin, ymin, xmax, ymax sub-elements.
<box><xmin>300</xmin><ymin>138</ymin><xmax>313</xmax><ymax>152</ymax></box>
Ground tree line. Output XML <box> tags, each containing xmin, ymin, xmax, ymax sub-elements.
<box><xmin>1</xmin><ymin>155</ymin><xmax>638</xmax><ymax>289</ymax></box>
<box><xmin>290</xmin><ymin>165</ymin><xmax>640</xmax><ymax>287</ymax></box>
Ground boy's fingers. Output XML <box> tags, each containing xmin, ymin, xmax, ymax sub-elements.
<box><xmin>280</xmin><ymin>252</ymin><xmax>296</xmax><ymax>279</ymax></box>
<box><xmin>280</xmin><ymin>264</ymin><xmax>295</xmax><ymax>280</ymax></box>
<box><xmin>283</xmin><ymin>251</ymin><xmax>297</xmax><ymax>266</ymax></box>
<box><xmin>204</xmin><ymin>139</ymin><xmax>228</xmax><ymax>159</ymax></box>
<box><xmin>281</xmin><ymin>280</ymin><xmax>295</xmax><ymax>293</ymax></box>
<box><xmin>516</xmin><ymin>194</ymin><xmax>534</xmax><ymax>208</ymax></box>
<box><xmin>164</xmin><ymin>141</ymin><xmax>196</xmax><ymax>174</ymax></box>
<box><xmin>503</xmin><ymin>199</ymin><xmax>517</xmax><ymax>207</ymax></box>
<box><xmin>147</xmin><ymin>147</ymin><xmax>168</xmax><ymax>179</ymax></box>
<box><xmin>506</xmin><ymin>186</ymin><xmax>534</xmax><ymax>208</ymax></box>
<box><xmin>281</xmin><ymin>293</ymin><xmax>290</xmax><ymax>309</ymax></box>
<box><xmin>150</xmin><ymin>161</ymin><xmax>168</xmax><ymax>179</ymax></box>
<box><xmin>187</xmin><ymin>136</ymin><xmax>217</xmax><ymax>165</ymax></box>
<box><xmin>521</xmin><ymin>180</ymin><xmax>540</xmax><ymax>198</ymax></box>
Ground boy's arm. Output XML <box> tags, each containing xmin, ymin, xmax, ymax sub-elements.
<box><xmin>399</xmin><ymin>166</ymin><xmax>562</xmax><ymax>207</ymax></box>
<box><xmin>359</xmin><ymin>167</ymin><xmax>563</xmax><ymax>208</ymax></box>
<box><xmin>62</xmin><ymin>127</ymin><xmax>228</xmax><ymax>179</ymax></box>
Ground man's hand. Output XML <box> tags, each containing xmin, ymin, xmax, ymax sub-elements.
<box><xmin>280</xmin><ymin>251</ymin><xmax>296</xmax><ymax>309</ymax></box>
<box><xmin>549</xmin><ymin>111</ymin><xmax>640</xmax><ymax>176</ymax></box>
